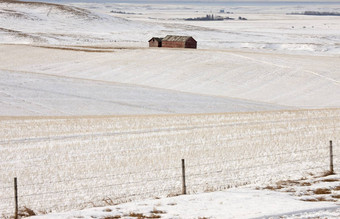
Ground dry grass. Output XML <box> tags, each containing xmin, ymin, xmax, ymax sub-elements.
<box><xmin>18</xmin><ymin>206</ymin><xmax>36</xmax><ymax>217</ymax></box>
<box><xmin>302</xmin><ymin>196</ymin><xmax>331</xmax><ymax>202</ymax></box>
<box><xmin>150</xmin><ymin>208</ymin><xmax>166</xmax><ymax>214</ymax></box>
<box><xmin>127</xmin><ymin>212</ymin><xmax>162</xmax><ymax>219</ymax></box>
<box><xmin>317</xmin><ymin>196</ymin><xmax>337</xmax><ymax>202</ymax></box>
<box><xmin>128</xmin><ymin>213</ymin><xmax>145</xmax><ymax>218</ymax></box>
<box><xmin>302</xmin><ymin>198</ymin><xmax>318</xmax><ymax>202</ymax></box>
<box><xmin>264</xmin><ymin>185</ymin><xmax>276</xmax><ymax>190</ymax></box>
<box><xmin>102</xmin><ymin>197</ymin><xmax>117</xmax><ymax>206</ymax></box>
<box><xmin>316</xmin><ymin>196</ymin><xmax>328</xmax><ymax>201</ymax></box>
<box><xmin>166</xmin><ymin>192</ymin><xmax>181</xmax><ymax>197</ymax></box>
<box><xmin>300</xmin><ymin>182</ymin><xmax>312</xmax><ymax>186</ymax></box>
<box><xmin>102</xmin><ymin>216</ymin><xmax>121</xmax><ymax>219</ymax></box>
<box><xmin>313</xmin><ymin>188</ymin><xmax>332</xmax><ymax>195</ymax></box>
<box><xmin>321</xmin><ymin>171</ymin><xmax>335</xmax><ymax>177</ymax></box>
<box><xmin>321</xmin><ymin>178</ymin><xmax>339</xmax><ymax>182</ymax></box>
<box><xmin>331</xmin><ymin>194</ymin><xmax>340</xmax><ymax>199</ymax></box>
<box><xmin>148</xmin><ymin>214</ymin><xmax>161</xmax><ymax>218</ymax></box>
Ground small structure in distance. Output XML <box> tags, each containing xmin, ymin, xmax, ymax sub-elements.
<box><xmin>148</xmin><ymin>37</ymin><xmax>163</xmax><ymax>47</ymax></box>
<box><xmin>149</xmin><ymin>35</ymin><xmax>197</xmax><ymax>49</ymax></box>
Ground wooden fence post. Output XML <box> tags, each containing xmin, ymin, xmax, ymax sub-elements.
<box><xmin>14</xmin><ymin>177</ymin><xmax>18</xmax><ymax>219</ymax></box>
<box><xmin>330</xmin><ymin>140</ymin><xmax>334</xmax><ymax>174</ymax></box>
<box><xmin>182</xmin><ymin>159</ymin><xmax>186</xmax><ymax>195</ymax></box>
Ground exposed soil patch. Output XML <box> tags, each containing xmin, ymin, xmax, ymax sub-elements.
<box><xmin>262</xmin><ymin>174</ymin><xmax>340</xmax><ymax>203</ymax></box>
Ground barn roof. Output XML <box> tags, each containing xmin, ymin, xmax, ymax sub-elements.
<box><xmin>148</xmin><ymin>37</ymin><xmax>163</xmax><ymax>42</ymax></box>
<box><xmin>163</xmin><ymin>35</ymin><xmax>195</xmax><ymax>42</ymax></box>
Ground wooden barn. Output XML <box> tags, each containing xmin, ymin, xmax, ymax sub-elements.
<box><xmin>148</xmin><ymin>37</ymin><xmax>163</xmax><ymax>47</ymax></box>
<box><xmin>148</xmin><ymin>35</ymin><xmax>197</xmax><ymax>49</ymax></box>
<box><xmin>162</xmin><ymin>35</ymin><xmax>197</xmax><ymax>49</ymax></box>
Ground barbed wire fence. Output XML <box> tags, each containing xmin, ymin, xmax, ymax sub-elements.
<box><xmin>0</xmin><ymin>140</ymin><xmax>337</xmax><ymax>218</ymax></box>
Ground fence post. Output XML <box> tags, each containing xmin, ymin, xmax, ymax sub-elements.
<box><xmin>14</xmin><ymin>177</ymin><xmax>18</xmax><ymax>219</ymax></box>
<box><xmin>330</xmin><ymin>140</ymin><xmax>334</xmax><ymax>174</ymax></box>
<box><xmin>182</xmin><ymin>159</ymin><xmax>186</xmax><ymax>195</ymax></box>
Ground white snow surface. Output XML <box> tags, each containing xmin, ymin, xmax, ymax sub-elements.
<box><xmin>0</xmin><ymin>69</ymin><xmax>284</xmax><ymax>116</ymax></box>
<box><xmin>30</xmin><ymin>188</ymin><xmax>340</xmax><ymax>219</ymax></box>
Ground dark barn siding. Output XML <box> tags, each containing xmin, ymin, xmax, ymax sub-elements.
<box><xmin>148</xmin><ymin>38</ymin><xmax>162</xmax><ymax>47</ymax></box>
<box><xmin>185</xmin><ymin>38</ymin><xmax>197</xmax><ymax>49</ymax></box>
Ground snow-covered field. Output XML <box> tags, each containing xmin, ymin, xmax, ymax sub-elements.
<box><xmin>0</xmin><ymin>0</ymin><xmax>340</xmax><ymax>218</ymax></box>
<box><xmin>0</xmin><ymin>109</ymin><xmax>339</xmax><ymax>217</ymax></box>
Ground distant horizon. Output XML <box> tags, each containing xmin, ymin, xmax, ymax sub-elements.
<box><xmin>22</xmin><ymin>0</ymin><xmax>340</xmax><ymax>6</ymax></box>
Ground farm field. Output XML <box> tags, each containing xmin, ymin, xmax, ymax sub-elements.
<box><xmin>0</xmin><ymin>109</ymin><xmax>339</xmax><ymax>216</ymax></box>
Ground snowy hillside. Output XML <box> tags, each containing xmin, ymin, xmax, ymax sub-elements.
<box><xmin>0</xmin><ymin>69</ymin><xmax>285</xmax><ymax>116</ymax></box>
<box><xmin>0</xmin><ymin>44</ymin><xmax>339</xmax><ymax>115</ymax></box>
<box><xmin>0</xmin><ymin>0</ymin><xmax>161</xmax><ymax>45</ymax></box>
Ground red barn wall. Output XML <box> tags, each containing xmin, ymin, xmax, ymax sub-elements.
<box><xmin>162</xmin><ymin>38</ymin><xmax>197</xmax><ymax>49</ymax></box>
<box><xmin>162</xmin><ymin>41</ymin><xmax>185</xmax><ymax>48</ymax></box>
